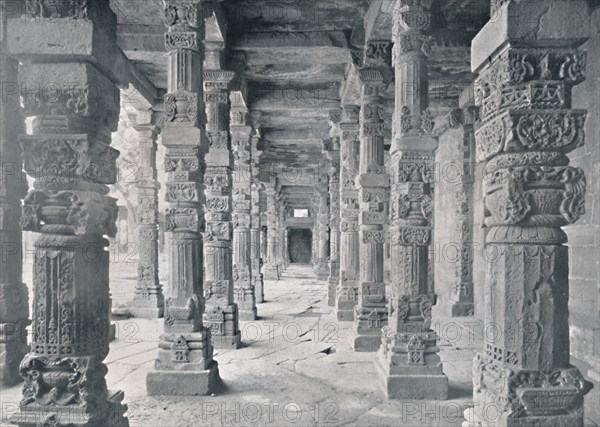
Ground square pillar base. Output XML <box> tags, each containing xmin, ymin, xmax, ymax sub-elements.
<box><xmin>334</xmin><ymin>308</ymin><xmax>355</xmax><ymax>322</ymax></box>
<box><xmin>263</xmin><ymin>267</ymin><xmax>280</xmax><ymax>280</ymax></box>
<box><xmin>327</xmin><ymin>281</ymin><xmax>337</xmax><ymax>306</ymax></box>
<box><xmin>441</xmin><ymin>301</ymin><xmax>474</xmax><ymax>318</ymax></box>
<box><xmin>238</xmin><ymin>308</ymin><xmax>257</xmax><ymax>321</ymax></box>
<box><xmin>376</xmin><ymin>356</ymin><xmax>448</xmax><ymax>400</ymax></box>
<box><xmin>9</xmin><ymin>390</ymin><xmax>129</xmax><ymax>426</ymax></box>
<box><xmin>212</xmin><ymin>331</ymin><xmax>241</xmax><ymax>349</ymax></box>
<box><xmin>147</xmin><ymin>362</ymin><xmax>219</xmax><ymax>396</ymax></box>
<box><xmin>129</xmin><ymin>306</ymin><xmax>164</xmax><ymax>319</ymax></box>
<box><xmin>348</xmin><ymin>330</ymin><xmax>382</xmax><ymax>352</ymax></box>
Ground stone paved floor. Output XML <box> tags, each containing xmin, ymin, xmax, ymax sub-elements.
<box><xmin>2</xmin><ymin>263</ymin><xmax>598</xmax><ymax>426</ymax></box>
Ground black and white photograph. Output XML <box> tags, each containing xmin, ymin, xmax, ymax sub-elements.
<box><xmin>0</xmin><ymin>0</ymin><xmax>599</xmax><ymax>425</ymax></box>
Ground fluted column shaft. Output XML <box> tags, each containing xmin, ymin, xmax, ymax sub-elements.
<box><xmin>464</xmin><ymin>1</ymin><xmax>592</xmax><ymax>425</ymax></box>
<box><xmin>131</xmin><ymin>123</ymin><xmax>164</xmax><ymax>319</ymax></box>
<box><xmin>202</xmin><ymin>69</ymin><xmax>240</xmax><ymax>349</ymax></box>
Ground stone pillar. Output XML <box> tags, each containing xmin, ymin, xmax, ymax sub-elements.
<box><xmin>250</xmin><ymin>139</ymin><xmax>265</xmax><ymax>302</ymax></box>
<box><xmin>7</xmin><ymin>1</ymin><xmax>128</xmax><ymax>422</ymax></box>
<box><xmin>231</xmin><ymin>109</ymin><xmax>256</xmax><ymax>321</ymax></box>
<box><xmin>130</xmin><ymin>115</ymin><xmax>164</xmax><ymax>319</ymax></box>
<box><xmin>464</xmin><ymin>1</ymin><xmax>593</xmax><ymax>425</ymax></box>
<box><xmin>0</xmin><ymin>7</ymin><xmax>29</xmax><ymax>387</ymax></box>
<box><xmin>314</xmin><ymin>175</ymin><xmax>330</xmax><ymax>280</ymax></box>
<box><xmin>202</xmin><ymin>69</ymin><xmax>240</xmax><ymax>348</ymax></box>
<box><xmin>263</xmin><ymin>187</ymin><xmax>280</xmax><ymax>280</ymax></box>
<box><xmin>325</xmin><ymin>144</ymin><xmax>341</xmax><ymax>306</ymax></box>
<box><xmin>250</xmin><ymin>176</ymin><xmax>265</xmax><ymax>304</ymax></box>
<box><xmin>376</xmin><ymin>0</ymin><xmax>448</xmax><ymax>400</ymax></box>
<box><xmin>335</xmin><ymin>106</ymin><xmax>361</xmax><ymax>321</ymax></box>
<box><xmin>349</xmin><ymin>41</ymin><xmax>391</xmax><ymax>352</ymax></box>
<box><xmin>437</xmin><ymin>105</ymin><xmax>478</xmax><ymax>318</ymax></box>
<box><xmin>147</xmin><ymin>0</ymin><xmax>220</xmax><ymax>396</ymax></box>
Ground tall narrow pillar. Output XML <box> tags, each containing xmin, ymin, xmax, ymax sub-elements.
<box><xmin>0</xmin><ymin>10</ymin><xmax>29</xmax><ymax>387</ymax></box>
<box><xmin>231</xmin><ymin>107</ymin><xmax>256</xmax><ymax>320</ymax></box>
<box><xmin>250</xmin><ymin>136</ymin><xmax>265</xmax><ymax>304</ymax></box>
<box><xmin>131</xmin><ymin>114</ymin><xmax>164</xmax><ymax>319</ymax></box>
<box><xmin>376</xmin><ymin>0</ymin><xmax>448</xmax><ymax>399</ymax></box>
<box><xmin>263</xmin><ymin>186</ymin><xmax>280</xmax><ymax>280</ymax></box>
<box><xmin>7</xmin><ymin>1</ymin><xmax>128</xmax><ymax>422</ymax></box>
<box><xmin>202</xmin><ymin>69</ymin><xmax>240</xmax><ymax>348</ymax></box>
<box><xmin>350</xmin><ymin>41</ymin><xmax>391</xmax><ymax>352</ymax></box>
<box><xmin>325</xmin><ymin>142</ymin><xmax>341</xmax><ymax>306</ymax></box>
<box><xmin>464</xmin><ymin>1</ymin><xmax>593</xmax><ymax>425</ymax></box>
<box><xmin>147</xmin><ymin>0</ymin><xmax>220</xmax><ymax>395</ymax></box>
<box><xmin>314</xmin><ymin>175</ymin><xmax>330</xmax><ymax>280</ymax></box>
<box><xmin>250</xmin><ymin>139</ymin><xmax>265</xmax><ymax>302</ymax></box>
<box><xmin>335</xmin><ymin>106</ymin><xmax>361</xmax><ymax>321</ymax></box>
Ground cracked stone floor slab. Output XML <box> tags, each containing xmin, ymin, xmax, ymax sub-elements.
<box><xmin>2</xmin><ymin>264</ymin><xmax>598</xmax><ymax>426</ymax></box>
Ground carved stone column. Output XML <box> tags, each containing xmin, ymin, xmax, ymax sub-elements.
<box><xmin>335</xmin><ymin>106</ymin><xmax>361</xmax><ymax>321</ymax></box>
<box><xmin>202</xmin><ymin>69</ymin><xmax>240</xmax><ymax>348</ymax></box>
<box><xmin>349</xmin><ymin>41</ymin><xmax>391</xmax><ymax>352</ymax></box>
<box><xmin>314</xmin><ymin>175</ymin><xmax>330</xmax><ymax>280</ymax></box>
<box><xmin>437</xmin><ymin>106</ymin><xmax>478</xmax><ymax>318</ymax></box>
<box><xmin>7</xmin><ymin>1</ymin><xmax>128</xmax><ymax>422</ymax></box>
<box><xmin>376</xmin><ymin>0</ymin><xmax>448</xmax><ymax>399</ymax></box>
<box><xmin>250</xmin><ymin>138</ymin><xmax>265</xmax><ymax>302</ymax></box>
<box><xmin>464</xmin><ymin>1</ymin><xmax>593</xmax><ymax>425</ymax></box>
<box><xmin>147</xmin><ymin>0</ymin><xmax>220</xmax><ymax>396</ymax></box>
<box><xmin>325</xmin><ymin>142</ymin><xmax>341</xmax><ymax>306</ymax></box>
<box><xmin>131</xmin><ymin>115</ymin><xmax>164</xmax><ymax>319</ymax></box>
<box><xmin>0</xmin><ymin>11</ymin><xmax>29</xmax><ymax>387</ymax></box>
<box><xmin>263</xmin><ymin>186</ymin><xmax>280</xmax><ymax>280</ymax></box>
<box><xmin>231</xmin><ymin>108</ymin><xmax>256</xmax><ymax>321</ymax></box>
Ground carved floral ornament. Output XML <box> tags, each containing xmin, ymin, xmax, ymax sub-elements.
<box><xmin>484</xmin><ymin>165</ymin><xmax>586</xmax><ymax>227</ymax></box>
<box><xmin>21</xmin><ymin>190</ymin><xmax>118</xmax><ymax>237</ymax></box>
<box><xmin>473</xmin><ymin>353</ymin><xmax>592</xmax><ymax>418</ymax></box>
<box><xmin>165</xmin><ymin>91</ymin><xmax>199</xmax><ymax>125</ymax></box>
<box><xmin>475</xmin><ymin>110</ymin><xmax>586</xmax><ymax>163</ymax></box>
<box><xmin>164</xmin><ymin>1</ymin><xmax>201</xmax><ymax>29</ymax></box>
<box><xmin>475</xmin><ymin>49</ymin><xmax>586</xmax><ymax>106</ymax></box>
<box><xmin>26</xmin><ymin>0</ymin><xmax>89</xmax><ymax>19</ymax></box>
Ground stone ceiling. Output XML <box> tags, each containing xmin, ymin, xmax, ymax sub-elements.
<box><xmin>110</xmin><ymin>0</ymin><xmax>489</xmax><ymax>210</ymax></box>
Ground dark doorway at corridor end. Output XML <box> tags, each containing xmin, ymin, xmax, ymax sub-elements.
<box><xmin>288</xmin><ymin>228</ymin><xmax>312</xmax><ymax>264</ymax></box>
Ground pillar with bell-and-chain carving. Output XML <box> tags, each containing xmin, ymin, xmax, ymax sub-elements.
<box><xmin>375</xmin><ymin>0</ymin><xmax>448</xmax><ymax>400</ymax></box>
<box><xmin>263</xmin><ymin>185</ymin><xmax>280</xmax><ymax>280</ymax></box>
<box><xmin>130</xmin><ymin>113</ymin><xmax>164</xmax><ymax>319</ymax></box>
<box><xmin>349</xmin><ymin>40</ymin><xmax>392</xmax><ymax>352</ymax></box>
<box><xmin>335</xmin><ymin>106</ymin><xmax>361</xmax><ymax>321</ymax></box>
<box><xmin>146</xmin><ymin>0</ymin><xmax>220</xmax><ymax>396</ymax></box>
<box><xmin>230</xmin><ymin>105</ymin><xmax>257</xmax><ymax>321</ymax></box>
<box><xmin>463</xmin><ymin>1</ymin><xmax>593</xmax><ymax>425</ymax></box>
<box><xmin>202</xmin><ymin>69</ymin><xmax>241</xmax><ymax>349</ymax></box>
<box><xmin>7</xmin><ymin>0</ymin><xmax>129</xmax><ymax>422</ymax></box>
<box><xmin>314</xmin><ymin>171</ymin><xmax>330</xmax><ymax>281</ymax></box>
<box><xmin>250</xmin><ymin>137</ymin><xmax>265</xmax><ymax>303</ymax></box>
<box><xmin>325</xmin><ymin>140</ymin><xmax>341</xmax><ymax>306</ymax></box>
